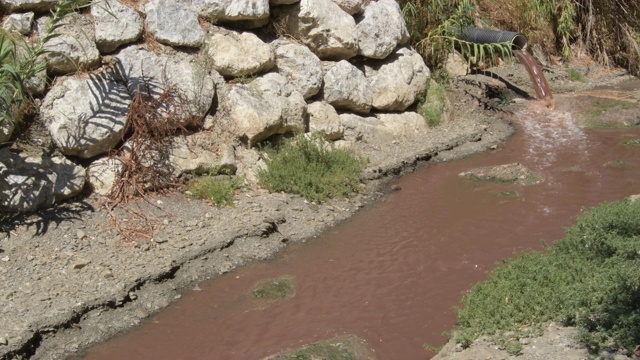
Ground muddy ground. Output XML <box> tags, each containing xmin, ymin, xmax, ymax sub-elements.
<box><xmin>0</xmin><ymin>58</ymin><xmax>637</xmax><ymax>360</ymax></box>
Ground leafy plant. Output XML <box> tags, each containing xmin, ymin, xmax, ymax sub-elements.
<box><xmin>455</xmin><ymin>199</ymin><xmax>640</xmax><ymax>353</ymax></box>
<box><xmin>257</xmin><ymin>135</ymin><xmax>366</xmax><ymax>203</ymax></box>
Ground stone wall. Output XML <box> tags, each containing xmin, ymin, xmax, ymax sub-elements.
<box><xmin>0</xmin><ymin>0</ymin><xmax>431</xmax><ymax>213</ymax></box>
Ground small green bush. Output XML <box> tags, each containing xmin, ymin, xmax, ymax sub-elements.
<box><xmin>186</xmin><ymin>175</ymin><xmax>239</xmax><ymax>207</ymax></box>
<box><xmin>455</xmin><ymin>199</ymin><xmax>640</xmax><ymax>353</ymax></box>
<box><xmin>418</xmin><ymin>80</ymin><xmax>447</xmax><ymax>127</ymax></box>
<box><xmin>566</xmin><ymin>67</ymin><xmax>586</xmax><ymax>82</ymax></box>
<box><xmin>257</xmin><ymin>135</ymin><xmax>366</xmax><ymax>203</ymax></box>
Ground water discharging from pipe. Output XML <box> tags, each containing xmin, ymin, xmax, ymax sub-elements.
<box><xmin>513</xmin><ymin>49</ymin><xmax>554</xmax><ymax>103</ymax></box>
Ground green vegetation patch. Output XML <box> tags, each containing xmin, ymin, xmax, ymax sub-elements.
<box><xmin>186</xmin><ymin>174</ymin><xmax>240</xmax><ymax>207</ymax></box>
<box><xmin>417</xmin><ymin>80</ymin><xmax>447</xmax><ymax>127</ymax></box>
<box><xmin>622</xmin><ymin>139</ymin><xmax>640</xmax><ymax>147</ymax></box>
<box><xmin>604</xmin><ymin>160</ymin><xmax>630</xmax><ymax>168</ymax></box>
<box><xmin>252</xmin><ymin>276</ymin><xmax>295</xmax><ymax>299</ymax></box>
<box><xmin>455</xmin><ymin>199</ymin><xmax>640</xmax><ymax>353</ymax></box>
<box><xmin>566</xmin><ymin>67</ymin><xmax>586</xmax><ymax>82</ymax></box>
<box><xmin>258</xmin><ymin>135</ymin><xmax>366</xmax><ymax>203</ymax></box>
<box><xmin>267</xmin><ymin>335</ymin><xmax>376</xmax><ymax>360</ymax></box>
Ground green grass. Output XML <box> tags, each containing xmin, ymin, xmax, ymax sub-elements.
<box><xmin>454</xmin><ymin>199</ymin><xmax>640</xmax><ymax>353</ymax></box>
<box><xmin>285</xmin><ymin>341</ymin><xmax>354</xmax><ymax>360</ymax></box>
<box><xmin>257</xmin><ymin>135</ymin><xmax>366</xmax><ymax>203</ymax></box>
<box><xmin>186</xmin><ymin>174</ymin><xmax>239</xmax><ymax>206</ymax></box>
<box><xmin>566</xmin><ymin>67</ymin><xmax>586</xmax><ymax>82</ymax></box>
<box><xmin>417</xmin><ymin>80</ymin><xmax>447</xmax><ymax>127</ymax></box>
<box><xmin>622</xmin><ymin>139</ymin><xmax>640</xmax><ymax>147</ymax></box>
<box><xmin>252</xmin><ymin>276</ymin><xmax>294</xmax><ymax>299</ymax></box>
<box><xmin>604</xmin><ymin>160</ymin><xmax>630</xmax><ymax>168</ymax></box>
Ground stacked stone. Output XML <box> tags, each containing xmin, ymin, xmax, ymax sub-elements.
<box><xmin>0</xmin><ymin>0</ymin><xmax>431</xmax><ymax>212</ymax></box>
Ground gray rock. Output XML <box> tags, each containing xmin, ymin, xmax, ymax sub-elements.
<box><xmin>366</xmin><ymin>47</ymin><xmax>431</xmax><ymax>111</ymax></box>
<box><xmin>206</xmin><ymin>27</ymin><xmax>274</xmax><ymax>77</ymax></box>
<box><xmin>330</xmin><ymin>0</ymin><xmax>364</xmax><ymax>15</ymax></box>
<box><xmin>1</xmin><ymin>0</ymin><xmax>57</xmax><ymax>12</ymax></box>
<box><xmin>167</xmin><ymin>132</ymin><xmax>236</xmax><ymax>176</ymax></box>
<box><xmin>0</xmin><ymin>119</ymin><xmax>16</xmax><ymax>144</ymax></box>
<box><xmin>323</xmin><ymin>60</ymin><xmax>372</xmax><ymax>113</ymax></box>
<box><xmin>2</xmin><ymin>12</ymin><xmax>34</xmax><ymax>35</ymax></box>
<box><xmin>356</xmin><ymin>0</ymin><xmax>409</xmax><ymax>59</ymax></box>
<box><xmin>214</xmin><ymin>73</ymin><xmax>306</xmax><ymax>147</ymax></box>
<box><xmin>37</xmin><ymin>13</ymin><xmax>101</xmax><ymax>75</ymax></box>
<box><xmin>307</xmin><ymin>101</ymin><xmax>343</xmax><ymax>141</ymax></box>
<box><xmin>341</xmin><ymin>112</ymin><xmax>427</xmax><ymax>144</ymax></box>
<box><xmin>115</xmin><ymin>46</ymin><xmax>217</xmax><ymax>125</ymax></box>
<box><xmin>41</xmin><ymin>71</ymin><xmax>131</xmax><ymax>159</ymax></box>
<box><xmin>143</xmin><ymin>0</ymin><xmax>205</xmax><ymax>48</ymax></box>
<box><xmin>0</xmin><ymin>149</ymin><xmax>86</xmax><ymax>213</ymax></box>
<box><xmin>92</xmin><ymin>0</ymin><xmax>143</xmax><ymax>53</ymax></box>
<box><xmin>272</xmin><ymin>39</ymin><xmax>323</xmax><ymax>99</ymax></box>
<box><xmin>444</xmin><ymin>51</ymin><xmax>469</xmax><ymax>77</ymax></box>
<box><xmin>185</xmin><ymin>0</ymin><xmax>270</xmax><ymax>22</ymax></box>
<box><xmin>274</xmin><ymin>0</ymin><xmax>358</xmax><ymax>60</ymax></box>
<box><xmin>87</xmin><ymin>157</ymin><xmax>125</xmax><ymax>196</ymax></box>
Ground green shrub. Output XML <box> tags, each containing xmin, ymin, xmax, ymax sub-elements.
<box><xmin>257</xmin><ymin>135</ymin><xmax>366</xmax><ymax>203</ymax></box>
<box><xmin>417</xmin><ymin>80</ymin><xmax>447</xmax><ymax>127</ymax></box>
<box><xmin>455</xmin><ymin>199</ymin><xmax>640</xmax><ymax>353</ymax></box>
<box><xmin>186</xmin><ymin>174</ymin><xmax>239</xmax><ymax>207</ymax></box>
<box><xmin>566</xmin><ymin>67</ymin><xmax>586</xmax><ymax>82</ymax></box>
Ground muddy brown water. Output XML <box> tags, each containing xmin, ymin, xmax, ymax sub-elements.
<box><xmin>79</xmin><ymin>94</ymin><xmax>640</xmax><ymax>360</ymax></box>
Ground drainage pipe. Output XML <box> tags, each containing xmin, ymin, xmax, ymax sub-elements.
<box><xmin>455</xmin><ymin>27</ymin><xmax>527</xmax><ymax>50</ymax></box>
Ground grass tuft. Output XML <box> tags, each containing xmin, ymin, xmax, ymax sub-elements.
<box><xmin>417</xmin><ymin>80</ymin><xmax>447</xmax><ymax>127</ymax></box>
<box><xmin>252</xmin><ymin>276</ymin><xmax>294</xmax><ymax>299</ymax></box>
<box><xmin>622</xmin><ymin>139</ymin><xmax>640</xmax><ymax>147</ymax></box>
<box><xmin>257</xmin><ymin>135</ymin><xmax>366</xmax><ymax>203</ymax></box>
<box><xmin>187</xmin><ymin>174</ymin><xmax>239</xmax><ymax>207</ymax></box>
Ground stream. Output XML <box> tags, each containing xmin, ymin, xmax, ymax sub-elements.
<box><xmin>78</xmin><ymin>86</ymin><xmax>640</xmax><ymax>359</ymax></box>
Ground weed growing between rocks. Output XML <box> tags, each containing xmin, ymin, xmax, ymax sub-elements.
<box><xmin>257</xmin><ymin>135</ymin><xmax>366</xmax><ymax>203</ymax></box>
<box><xmin>186</xmin><ymin>172</ymin><xmax>239</xmax><ymax>207</ymax></box>
<box><xmin>455</xmin><ymin>199</ymin><xmax>640</xmax><ymax>354</ymax></box>
<box><xmin>417</xmin><ymin>80</ymin><xmax>447</xmax><ymax>127</ymax></box>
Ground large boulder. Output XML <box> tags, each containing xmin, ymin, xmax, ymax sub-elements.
<box><xmin>322</xmin><ymin>60</ymin><xmax>372</xmax><ymax>113</ymax></box>
<box><xmin>115</xmin><ymin>46</ymin><xmax>217</xmax><ymax>125</ymax></box>
<box><xmin>1</xmin><ymin>0</ymin><xmax>57</xmax><ymax>12</ymax></box>
<box><xmin>0</xmin><ymin>148</ymin><xmax>86</xmax><ymax>213</ymax></box>
<box><xmin>274</xmin><ymin>0</ymin><xmax>358</xmax><ymax>60</ymax></box>
<box><xmin>41</xmin><ymin>71</ymin><xmax>131</xmax><ymax>159</ymax></box>
<box><xmin>330</xmin><ymin>0</ymin><xmax>365</xmax><ymax>15</ymax></box>
<box><xmin>206</xmin><ymin>27</ymin><xmax>275</xmax><ymax>77</ymax></box>
<box><xmin>307</xmin><ymin>101</ymin><xmax>343</xmax><ymax>141</ymax></box>
<box><xmin>167</xmin><ymin>133</ymin><xmax>237</xmax><ymax>176</ymax></box>
<box><xmin>87</xmin><ymin>157</ymin><xmax>125</xmax><ymax>196</ymax></box>
<box><xmin>181</xmin><ymin>0</ymin><xmax>270</xmax><ymax>22</ymax></box>
<box><xmin>365</xmin><ymin>47</ymin><xmax>431</xmax><ymax>111</ymax></box>
<box><xmin>92</xmin><ymin>0</ymin><xmax>143</xmax><ymax>53</ymax></box>
<box><xmin>356</xmin><ymin>0</ymin><xmax>409</xmax><ymax>59</ymax></box>
<box><xmin>210</xmin><ymin>73</ymin><xmax>306</xmax><ymax>147</ymax></box>
<box><xmin>37</xmin><ymin>13</ymin><xmax>100</xmax><ymax>75</ymax></box>
<box><xmin>272</xmin><ymin>39</ymin><xmax>323</xmax><ymax>99</ymax></box>
<box><xmin>143</xmin><ymin>0</ymin><xmax>205</xmax><ymax>48</ymax></box>
<box><xmin>2</xmin><ymin>12</ymin><xmax>34</xmax><ymax>35</ymax></box>
<box><xmin>341</xmin><ymin>112</ymin><xmax>427</xmax><ymax>144</ymax></box>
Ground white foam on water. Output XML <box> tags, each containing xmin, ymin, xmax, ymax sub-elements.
<box><xmin>515</xmin><ymin>102</ymin><xmax>587</xmax><ymax>168</ymax></box>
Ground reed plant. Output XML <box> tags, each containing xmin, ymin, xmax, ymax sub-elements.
<box><xmin>0</xmin><ymin>0</ymin><xmax>95</xmax><ymax>126</ymax></box>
